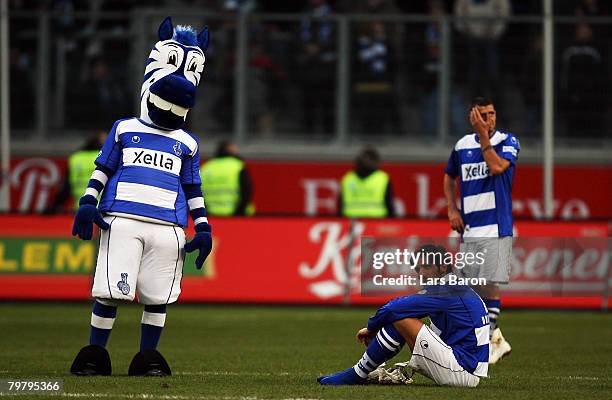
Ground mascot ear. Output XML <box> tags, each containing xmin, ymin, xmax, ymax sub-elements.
<box><xmin>158</xmin><ymin>17</ymin><xmax>174</xmax><ymax>41</ymax></box>
<box><xmin>197</xmin><ymin>26</ymin><xmax>210</xmax><ymax>51</ymax></box>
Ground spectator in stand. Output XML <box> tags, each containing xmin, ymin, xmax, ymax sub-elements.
<box><xmin>248</xmin><ymin>37</ymin><xmax>287</xmax><ymax>136</ymax></box>
<box><xmin>454</xmin><ymin>0</ymin><xmax>511</xmax><ymax>98</ymax></box>
<box><xmin>420</xmin><ymin>0</ymin><xmax>469</xmax><ymax>139</ymax></box>
<box><xmin>560</xmin><ymin>23</ymin><xmax>608</xmax><ymax>139</ymax></box>
<box><xmin>352</xmin><ymin>21</ymin><xmax>400</xmax><ymax>135</ymax></box>
<box><xmin>200</xmin><ymin>140</ymin><xmax>255</xmax><ymax>217</ymax></box>
<box><xmin>574</xmin><ymin>0</ymin><xmax>609</xmax><ymax>17</ymax></box>
<box><xmin>339</xmin><ymin>147</ymin><xmax>396</xmax><ymax>219</ymax></box>
<box><xmin>86</xmin><ymin>57</ymin><xmax>130</xmax><ymax>127</ymax></box>
<box><xmin>350</xmin><ymin>0</ymin><xmax>404</xmax><ymax>52</ymax></box>
<box><xmin>9</xmin><ymin>47</ymin><xmax>34</xmax><ymax>129</ymax></box>
<box><xmin>297</xmin><ymin>0</ymin><xmax>336</xmax><ymax>135</ymax></box>
<box><xmin>519</xmin><ymin>32</ymin><xmax>542</xmax><ymax>138</ymax></box>
<box><xmin>211</xmin><ymin>2</ymin><xmax>239</xmax><ymax>133</ymax></box>
<box><xmin>211</xmin><ymin>0</ymin><xmax>261</xmax><ymax>133</ymax></box>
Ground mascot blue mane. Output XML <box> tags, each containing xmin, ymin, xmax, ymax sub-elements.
<box><xmin>140</xmin><ymin>17</ymin><xmax>210</xmax><ymax>130</ymax></box>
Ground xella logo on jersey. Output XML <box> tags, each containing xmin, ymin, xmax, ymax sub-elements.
<box><xmin>461</xmin><ymin>162</ymin><xmax>490</xmax><ymax>182</ymax></box>
<box><xmin>133</xmin><ymin>149</ymin><xmax>175</xmax><ymax>170</ymax></box>
<box><xmin>122</xmin><ymin>148</ymin><xmax>182</xmax><ymax>175</ymax></box>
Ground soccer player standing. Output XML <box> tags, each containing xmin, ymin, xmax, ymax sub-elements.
<box><xmin>443</xmin><ymin>97</ymin><xmax>519</xmax><ymax>364</ymax></box>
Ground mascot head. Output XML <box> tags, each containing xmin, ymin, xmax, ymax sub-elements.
<box><xmin>140</xmin><ymin>17</ymin><xmax>210</xmax><ymax>130</ymax></box>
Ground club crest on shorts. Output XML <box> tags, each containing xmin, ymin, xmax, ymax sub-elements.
<box><xmin>117</xmin><ymin>273</ymin><xmax>131</xmax><ymax>295</ymax></box>
<box><xmin>420</xmin><ymin>339</ymin><xmax>429</xmax><ymax>350</ymax></box>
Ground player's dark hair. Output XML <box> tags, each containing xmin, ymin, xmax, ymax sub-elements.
<box><xmin>470</xmin><ymin>96</ymin><xmax>494</xmax><ymax>110</ymax></box>
<box><xmin>416</xmin><ymin>244</ymin><xmax>452</xmax><ymax>274</ymax></box>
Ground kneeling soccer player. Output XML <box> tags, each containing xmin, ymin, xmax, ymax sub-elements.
<box><xmin>318</xmin><ymin>245</ymin><xmax>489</xmax><ymax>387</ymax></box>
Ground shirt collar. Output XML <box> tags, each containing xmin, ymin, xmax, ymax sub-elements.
<box><xmin>474</xmin><ymin>130</ymin><xmax>499</xmax><ymax>143</ymax></box>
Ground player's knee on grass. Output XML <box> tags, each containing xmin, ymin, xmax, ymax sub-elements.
<box><xmin>392</xmin><ymin>318</ymin><xmax>424</xmax><ymax>351</ymax></box>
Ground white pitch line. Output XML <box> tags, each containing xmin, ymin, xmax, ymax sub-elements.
<box><xmin>174</xmin><ymin>371</ymin><xmax>293</xmax><ymax>377</ymax></box>
<box><xmin>53</xmin><ymin>394</ymin><xmax>321</xmax><ymax>400</ymax></box>
<box><xmin>563</xmin><ymin>376</ymin><xmax>601</xmax><ymax>381</ymax></box>
<box><xmin>508</xmin><ymin>375</ymin><xmax>605</xmax><ymax>381</ymax></box>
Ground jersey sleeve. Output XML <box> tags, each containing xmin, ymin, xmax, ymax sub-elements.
<box><xmin>180</xmin><ymin>143</ymin><xmax>202</xmax><ymax>185</ymax></box>
<box><xmin>501</xmin><ymin>134</ymin><xmax>520</xmax><ymax>164</ymax></box>
<box><xmin>94</xmin><ymin>120</ymin><xmax>123</xmax><ymax>173</ymax></box>
<box><xmin>444</xmin><ymin>148</ymin><xmax>460</xmax><ymax>177</ymax></box>
<box><xmin>367</xmin><ymin>293</ymin><xmax>445</xmax><ymax>333</ymax></box>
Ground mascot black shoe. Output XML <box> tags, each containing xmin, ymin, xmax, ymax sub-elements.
<box><xmin>128</xmin><ymin>349</ymin><xmax>172</xmax><ymax>377</ymax></box>
<box><xmin>70</xmin><ymin>345</ymin><xmax>112</xmax><ymax>376</ymax></box>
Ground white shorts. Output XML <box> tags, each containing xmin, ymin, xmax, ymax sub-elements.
<box><xmin>92</xmin><ymin>216</ymin><xmax>186</xmax><ymax>305</ymax></box>
<box><xmin>457</xmin><ymin>237</ymin><xmax>512</xmax><ymax>284</ymax></box>
<box><xmin>407</xmin><ymin>325</ymin><xmax>481</xmax><ymax>388</ymax></box>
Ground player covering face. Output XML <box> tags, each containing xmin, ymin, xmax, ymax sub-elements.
<box><xmin>318</xmin><ymin>245</ymin><xmax>489</xmax><ymax>387</ymax></box>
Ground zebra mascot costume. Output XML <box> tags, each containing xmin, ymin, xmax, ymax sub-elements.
<box><xmin>70</xmin><ymin>17</ymin><xmax>212</xmax><ymax>376</ymax></box>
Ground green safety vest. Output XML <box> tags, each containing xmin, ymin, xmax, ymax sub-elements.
<box><xmin>68</xmin><ymin>150</ymin><xmax>100</xmax><ymax>210</ymax></box>
<box><xmin>341</xmin><ymin>170</ymin><xmax>389</xmax><ymax>218</ymax></box>
<box><xmin>200</xmin><ymin>157</ymin><xmax>255</xmax><ymax>216</ymax></box>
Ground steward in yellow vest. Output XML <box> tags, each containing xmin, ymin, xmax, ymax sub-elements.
<box><xmin>339</xmin><ymin>147</ymin><xmax>395</xmax><ymax>218</ymax></box>
<box><xmin>200</xmin><ymin>141</ymin><xmax>254</xmax><ymax>216</ymax></box>
<box><xmin>50</xmin><ymin>131</ymin><xmax>107</xmax><ymax>212</ymax></box>
<box><xmin>68</xmin><ymin>150</ymin><xmax>100</xmax><ymax>209</ymax></box>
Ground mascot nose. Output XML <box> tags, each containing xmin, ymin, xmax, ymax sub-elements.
<box><xmin>150</xmin><ymin>75</ymin><xmax>196</xmax><ymax>109</ymax></box>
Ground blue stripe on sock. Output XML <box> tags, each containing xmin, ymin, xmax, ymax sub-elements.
<box><xmin>140</xmin><ymin>324</ymin><xmax>163</xmax><ymax>351</ymax></box>
<box><xmin>144</xmin><ymin>304</ymin><xmax>167</xmax><ymax>314</ymax></box>
<box><xmin>93</xmin><ymin>301</ymin><xmax>117</xmax><ymax>318</ymax></box>
<box><xmin>382</xmin><ymin>324</ymin><xmax>404</xmax><ymax>343</ymax></box>
<box><xmin>90</xmin><ymin>301</ymin><xmax>116</xmax><ymax>347</ymax></box>
<box><xmin>140</xmin><ymin>306</ymin><xmax>166</xmax><ymax>351</ymax></box>
<box><xmin>484</xmin><ymin>299</ymin><xmax>501</xmax><ymax>313</ymax></box>
<box><xmin>485</xmin><ymin>299</ymin><xmax>501</xmax><ymax>335</ymax></box>
<box><xmin>355</xmin><ymin>323</ymin><xmax>406</xmax><ymax>373</ymax></box>
<box><xmin>90</xmin><ymin>327</ymin><xmax>112</xmax><ymax>347</ymax></box>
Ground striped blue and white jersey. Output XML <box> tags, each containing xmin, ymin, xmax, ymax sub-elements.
<box><xmin>445</xmin><ymin>130</ymin><xmax>519</xmax><ymax>238</ymax></box>
<box><xmin>95</xmin><ymin>118</ymin><xmax>201</xmax><ymax>227</ymax></box>
<box><xmin>367</xmin><ymin>278</ymin><xmax>490</xmax><ymax>377</ymax></box>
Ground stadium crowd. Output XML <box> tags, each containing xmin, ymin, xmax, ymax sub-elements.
<box><xmin>7</xmin><ymin>0</ymin><xmax>611</xmax><ymax>141</ymax></box>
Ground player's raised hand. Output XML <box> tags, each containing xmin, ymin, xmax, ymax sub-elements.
<box><xmin>184</xmin><ymin>225</ymin><xmax>212</xmax><ymax>269</ymax></box>
<box><xmin>72</xmin><ymin>195</ymin><xmax>110</xmax><ymax>240</ymax></box>
<box><xmin>448</xmin><ymin>207</ymin><xmax>464</xmax><ymax>234</ymax></box>
<box><xmin>356</xmin><ymin>327</ymin><xmax>373</xmax><ymax>346</ymax></box>
<box><xmin>470</xmin><ymin>107</ymin><xmax>488</xmax><ymax>136</ymax></box>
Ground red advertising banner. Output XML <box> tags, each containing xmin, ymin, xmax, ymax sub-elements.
<box><xmin>6</xmin><ymin>157</ymin><xmax>612</xmax><ymax>219</ymax></box>
<box><xmin>0</xmin><ymin>215</ymin><xmax>609</xmax><ymax>309</ymax></box>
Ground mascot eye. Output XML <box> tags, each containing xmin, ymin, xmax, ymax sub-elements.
<box><xmin>168</xmin><ymin>50</ymin><xmax>179</xmax><ymax>66</ymax></box>
<box><xmin>187</xmin><ymin>59</ymin><xmax>198</xmax><ymax>73</ymax></box>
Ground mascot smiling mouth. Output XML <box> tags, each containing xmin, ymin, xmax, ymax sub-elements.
<box><xmin>147</xmin><ymin>93</ymin><xmax>189</xmax><ymax>118</ymax></box>
<box><xmin>140</xmin><ymin>17</ymin><xmax>209</xmax><ymax>130</ymax></box>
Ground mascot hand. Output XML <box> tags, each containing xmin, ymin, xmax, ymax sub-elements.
<box><xmin>184</xmin><ymin>224</ymin><xmax>212</xmax><ymax>270</ymax></box>
<box><xmin>72</xmin><ymin>195</ymin><xmax>110</xmax><ymax>240</ymax></box>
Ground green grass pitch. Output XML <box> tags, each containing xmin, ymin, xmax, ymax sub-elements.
<box><xmin>0</xmin><ymin>303</ymin><xmax>610</xmax><ymax>399</ymax></box>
